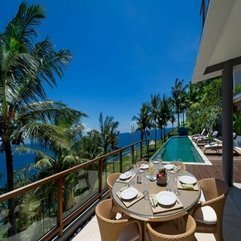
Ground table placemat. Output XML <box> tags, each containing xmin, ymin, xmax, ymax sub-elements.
<box><xmin>149</xmin><ymin>194</ymin><xmax>183</xmax><ymax>214</ymax></box>
<box><xmin>116</xmin><ymin>173</ymin><xmax>136</xmax><ymax>184</ymax></box>
<box><xmin>116</xmin><ymin>188</ymin><xmax>144</xmax><ymax>208</ymax></box>
<box><xmin>177</xmin><ymin>181</ymin><xmax>199</xmax><ymax>191</ymax></box>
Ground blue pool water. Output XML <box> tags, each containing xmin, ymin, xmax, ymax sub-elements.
<box><xmin>151</xmin><ymin>136</ymin><xmax>204</xmax><ymax>163</ymax></box>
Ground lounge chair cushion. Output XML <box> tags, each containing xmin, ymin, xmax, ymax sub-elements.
<box><xmin>194</xmin><ymin>205</ymin><xmax>217</xmax><ymax>225</ymax></box>
<box><xmin>204</xmin><ymin>142</ymin><xmax>218</xmax><ymax>148</ymax></box>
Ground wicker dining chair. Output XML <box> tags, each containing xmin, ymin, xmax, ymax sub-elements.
<box><xmin>192</xmin><ymin>178</ymin><xmax>229</xmax><ymax>241</ymax></box>
<box><xmin>146</xmin><ymin>214</ymin><xmax>196</xmax><ymax>241</ymax></box>
<box><xmin>95</xmin><ymin>198</ymin><xmax>142</xmax><ymax>241</ymax></box>
<box><xmin>107</xmin><ymin>172</ymin><xmax>121</xmax><ymax>198</ymax></box>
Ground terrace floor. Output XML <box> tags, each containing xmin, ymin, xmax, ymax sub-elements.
<box><xmin>72</xmin><ymin>149</ymin><xmax>241</xmax><ymax>241</ymax></box>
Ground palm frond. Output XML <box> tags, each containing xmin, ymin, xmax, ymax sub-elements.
<box><xmin>17</xmin><ymin>101</ymin><xmax>87</xmax><ymax>124</ymax></box>
<box><xmin>4</xmin><ymin>2</ymin><xmax>45</xmax><ymax>49</ymax></box>
<box><xmin>32</xmin><ymin>38</ymin><xmax>72</xmax><ymax>88</ymax></box>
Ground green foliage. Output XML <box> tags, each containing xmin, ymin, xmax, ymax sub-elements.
<box><xmin>186</xmin><ymin>78</ymin><xmax>222</xmax><ymax>134</ymax></box>
<box><xmin>171</xmin><ymin>78</ymin><xmax>187</xmax><ymax>127</ymax></box>
<box><xmin>233</xmin><ymin>84</ymin><xmax>241</xmax><ymax>96</ymax></box>
<box><xmin>76</xmin><ymin>129</ymin><xmax>104</xmax><ymax>159</ymax></box>
<box><xmin>132</xmin><ymin>103</ymin><xmax>152</xmax><ymax>140</ymax></box>
<box><xmin>99</xmin><ymin>113</ymin><xmax>120</xmax><ymax>153</ymax></box>
<box><xmin>233</xmin><ymin>110</ymin><xmax>241</xmax><ymax>135</ymax></box>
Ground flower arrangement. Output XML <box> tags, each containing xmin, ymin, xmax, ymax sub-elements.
<box><xmin>156</xmin><ymin>168</ymin><xmax>167</xmax><ymax>186</ymax></box>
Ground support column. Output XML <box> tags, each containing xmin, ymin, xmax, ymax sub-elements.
<box><xmin>222</xmin><ymin>61</ymin><xmax>233</xmax><ymax>186</ymax></box>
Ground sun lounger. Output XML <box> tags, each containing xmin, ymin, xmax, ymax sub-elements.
<box><xmin>192</xmin><ymin>128</ymin><xmax>206</xmax><ymax>141</ymax></box>
<box><xmin>203</xmin><ymin>135</ymin><xmax>241</xmax><ymax>155</ymax></box>
<box><xmin>196</xmin><ymin>130</ymin><xmax>219</xmax><ymax>145</ymax></box>
<box><xmin>203</xmin><ymin>142</ymin><xmax>222</xmax><ymax>153</ymax></box>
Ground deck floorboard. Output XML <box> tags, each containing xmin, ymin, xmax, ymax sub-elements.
<box><xmin>186</xmin><ymin>147</ymin><xmax>241</xmax><ymax>182</ymax></box>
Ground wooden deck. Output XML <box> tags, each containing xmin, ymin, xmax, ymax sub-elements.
<box><xmin>186</xmin><ymin>147</ymin><xmax>241</xmax><ymax>183</ymax></box>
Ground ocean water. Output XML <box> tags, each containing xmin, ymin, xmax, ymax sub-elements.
<box><xmin>0</xmin><ymin>128</ymin><xmax>172</xmax><ymax>186</ymax></box>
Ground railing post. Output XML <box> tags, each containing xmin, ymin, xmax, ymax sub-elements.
<box><xmin>147</xmin><ymin>140</ymin><xmax>150</xmax><ymax>157</ymax></box>
<box><xmin>131</xmin><ymin>145</ymin><xmax>135</xmax><ymax>164</ymax></box>
<box><xmin>119</xmin><ymin>150</ymin><xmax>123</xmax><ymax>173</ymax></box>
<box><xmin>57</xmin><ymin>176</ymin><xmax>63</xmax><ymax>237</ymax></box>
<box><xmin>98</xmin><ymin>158</ymin><xmax>103</xmax><ymax>196</ymax></box>
<box><xmin>140</xmin><ymin>141</ymin><xmax>143</xmax><ymax>159</ymax></box>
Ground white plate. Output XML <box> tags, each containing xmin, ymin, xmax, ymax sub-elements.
<box><xmin>179</xmin><ymin>175</ymin><xmax>197</xmax><ymax>185</ymax></box>
<box><xmin>156</xmin><ymin>191</ymin><xmax>177</xmax><ymax>206</ymax></box>
<box><xmin>140</xmin><ymin>163</ymin><xmax>149</xmax><ymax>170</ymax></box>
<box><xmin>121</xmin><ymin>187</ymin><xmax>138</xmax><ymax>200</ymax></box>
<box><xmin>119</xmin><ymin>172</ymin><xmax>131</xmax><ymax>180</ymax></box>
<box><xmin>164</xmin><ymin>164</ymin><xmax>175</xmax><ymax>170</ymax></box>
<box><xmin>153</xmin><ymin>161</ymin><xmax>159</xmax><ymax>164</ymax></box>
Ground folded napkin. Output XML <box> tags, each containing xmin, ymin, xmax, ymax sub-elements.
<box><xmin>168</xmin><ymin>166</ymin><xmax>181</xmax><ymax>174</ymax></box>
<box><xmin>116</xmin><ymin>188</ymin><xmax>144</xmax><ymax>208</ymax></box>
<box><xmin>149</xmin><ymin>194</ymin><xmax>183</xmax><ymax>214</ymax></box>
<box><xmin>116</xmin><ymin>173</ymin><xmax>136</xmax><ymax>184</ymax></box>
<box><xmin>177</xmin><ymin>181</ymin><xmax>199</xmax><ymax>191</ymax></box>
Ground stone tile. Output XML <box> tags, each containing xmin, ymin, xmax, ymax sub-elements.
<box><xmin>73</xmin><ymin>217</ymin><xmax>101</xmax><ymax>241</ymax></box>
<box><xmin>195</xmin><ymin>233</ymin><xmax>215</xmax><ymax>241</ymax></box>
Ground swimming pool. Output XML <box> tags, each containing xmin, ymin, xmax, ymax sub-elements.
<box><xmin>151</xmin><ymin>136</ymin><xmax>210</xmax><ymax>164</ymax></box>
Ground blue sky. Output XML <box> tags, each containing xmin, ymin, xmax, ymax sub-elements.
<box><xmin>1</xmin><ymin>0</ymin><xmax>201</xmax><ymax>133</ymax></box>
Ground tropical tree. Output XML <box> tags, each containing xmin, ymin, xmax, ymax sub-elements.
<box><xmin>186</xmin><ymin>78</ymin><xmax>222</xmax><ymax>134</ymax></box>
<box><xmin>148</xmin><ymin>94</ymin><xmax>161</xmax><ymax>149</ymax></box>
<box><xmin>132</xmin><ymin>103</ymin><xmax>152</xmax><ymax>141</ymax></box>
<box><xmin>27</xmin><ymin>112</ymin><xmax>87</xmax><ymax>174</ymax></box>
<box><xmin>185</xmin><ymin>81</ymin><xmax>204</xmax><ymax>108</ymax></box>
<box><xmin>233</xmin><ymin>110</ymin><xmax>241</xmax><ymax>135</ymax></box>
<box><xmin>76</xmin><ymin>129</ymin><xmax>104</xmax><ymax>159</ymax></box>
<box><xmin>0</xmin><ymin>3</ymin><xmax>83</xmax><ymax>235</ymax></box>
<box><xmin>156</xmin><ymin>96</ymin><xmax>172</xmax><ymax>140</ymax></box>
<box><xmin>99</xmin><ymin>113</ymin><xmax>120</xmax><ymax>154</ymax></box>
<box><xmin>171</xmin><ymin>78</ymin><xmax>187</xmax><ymax>127</ymax></box>
<box><xmin>170</xmin><ymin>114</ymin><xmax>176</xmax><ymax>131</ymax></box>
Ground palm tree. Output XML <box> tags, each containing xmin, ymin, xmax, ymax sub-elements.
<box><xmin>148</xmin><ymin>94</ymin><xmax>161</xmax><ymax>149</ymax></box>
<box><xmin>99</xmin><ymin>113</ymin><xmax>119</xmax><ymax>154</ymax></box>
<box><xmin>170</xmin><ymin>114</ymin><xmax>176</xmax><ymax>131</ymax></box>
<box><xmin>0</xmin><ymin>3</ymin><xmax>81</xmax><ymax>235</ymax></box>
<box><xmin>76</xmin><ymin>129</ymin><xmax>104</xmax><ymax>159</ymax></box>
<box><xmin>0</xmin><ymin>2</ymin><xmax>74</xmax><ymax>191</ymax></box>
<box><xmin>157</xmin><ymin>96</ymin><xmax>172</xmax><ymax>140</ymax></box>
<box><xmin>132</xmin><ymin>103</ymin><xmax>152</xmax><ymax>141</ymax></box>
<box><xmin>171</xmin><ymin>78</ymin><xmax>187</xmax><ymax>127</ymax></box>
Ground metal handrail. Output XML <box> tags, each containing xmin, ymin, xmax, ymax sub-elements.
<box><xmin>0</xmin><ymin>139</ymin><xmax>150</xmax><ymax>240</ymax></box>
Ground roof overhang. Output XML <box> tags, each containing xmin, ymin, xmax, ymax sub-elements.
<box><xmin>192</xmin><ymin>0</ymin><xmax>241</xmax><ymax>83</ymax></box>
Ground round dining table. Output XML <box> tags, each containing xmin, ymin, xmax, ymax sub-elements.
<box><xmin>112</xmin><ymin>169</ymin><xmax>201</xmax><ymax>222</ymax></box>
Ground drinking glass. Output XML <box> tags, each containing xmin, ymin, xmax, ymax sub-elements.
<box><xmin>166</xmin><ymin>173</ymin><xmax>180</xmax><ymax>196</ymax></box>
<box><xmin>157</xmin><ymin>158</ymin><xmax>162</xmax><ymax>168</ymax></box>
<box><xmin>141</xmin><ymin>173</ymin><xmax>149</xmax><ymax>200</ymax></box>
<box><xmin>173</xmin><ymin>174</ymin><xmax>180</xmax><ymax>196</ymax></box>
<box><xmin>130</xmin><ymin>163</ymin><xmax>138</xmax><ymax>185</ymax></box>
<box><xmin>149</xmin><ymin>162</ymin><xmax>155</xmax><ymax>181</ymax></box>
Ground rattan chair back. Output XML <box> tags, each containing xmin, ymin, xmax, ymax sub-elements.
<box><xmin>95</xmin><ymin>198</ymin><xmax>142</xmax><ymax>241</ymax></box>
<box><xmin>147</xmin><ymin>215</ymin><xmax>196</xmax><ymax>241</ymax></box>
